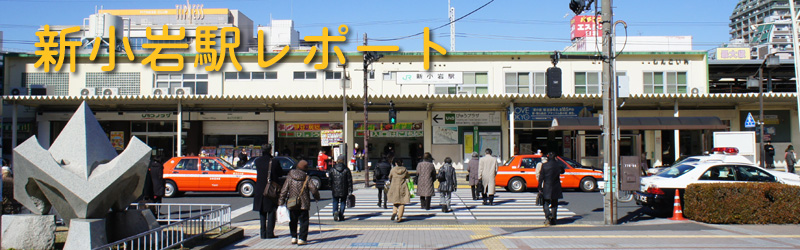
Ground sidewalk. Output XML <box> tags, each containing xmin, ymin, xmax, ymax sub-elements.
<box><xmin>224</xmin><ymin>220</ymin><xmax>800</xmax><ymax>249</ymax></box>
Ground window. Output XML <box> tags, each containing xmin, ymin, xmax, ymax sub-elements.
<box><xmin>434</xmin><ymin>85</ymin><xmax>457</xmax><ymax>94</ymax></box>
<box><xmin>699</xmin><ymin>165</ymin><xmax>736</xmax><ymax>181</ymax></box>
<box><xmin>224</xmin><ymin>72</ymin><xmax>277</xmax><ymax>80</ymax></box>
<box><xmin>735</xmin><ymin>166</ymin><xmax>777</xmax><ymax>182</ymax></box>
<box><xmin>644</xmin><ymin>72</ymin><xmax>687</xmax><ymax>94</ymax></box>
<box><xmin>505</xmin><ymin>72</ymin><xmax>545</xmax><ymax>94</ymax></box>
<box><xmin>460</xmin><ymin>72</ymin><xmax>489</xmax><ymax>94</ymax></box>
<box><xmin>383</xmin><ymin>72</ymin><xmax>395</xmax><ymax>80</ymax></box>
<box><xmin>201</xmin><ymin>159</ymin><xmax>223</xmax><ymax>171</ymax></box>
<box><xmin>655</xmin><ymin>164</ymin><xmax>694</xmax><ymax>178</ymax></box>
<box><xmin>293</xmin><ymin>71</ymin><xmax>317</xmax><ymax>80</ymax></box>
<box><xmin>574</xmin><ymin>72</ymin><xmax>600</xmax><ymax>94</ymax></box>
<box><xmin>22</xmin><ymin>73</ymin><xmax>68</xmax><ymax>96</ymax></box>
<box><xmin>520</xmin><ymin>157</ymin><xmax>542</xmax><ymax>169</ymax></box>
<box><xmin>325</xmin><ymin>71</ymin><xmax>342</xmax><ymax>80</ymax></box>
<box><xmin>155</xmin><ymin>73</ymin><xmax>208</xmax><ymax>95</ymax></box>
<box><xmin>175</xmin><ymin>159</ymin><xmax>198</xmax><ymax>171</ymax></box>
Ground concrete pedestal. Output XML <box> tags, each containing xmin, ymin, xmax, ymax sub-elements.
<box><xmin>1</xmin><ymin>214</ymin><xmax>56</xmax><ymax>250</ymax></box>
<box><xmin>63</xmin><ymin>218</ymin><xmax>107</xmax><ymax>250</ymax></box>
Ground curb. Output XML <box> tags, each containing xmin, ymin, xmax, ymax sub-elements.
<box><xmin>188</xmin><ymin>227</ymin><xmax>245</xmax><ymax>250</ymax></box>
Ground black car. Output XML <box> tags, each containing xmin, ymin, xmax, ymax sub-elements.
<box><xmin>240</xmin><ymin>156</ymin><xmax>330</xmax><ymax>190</ymax></box>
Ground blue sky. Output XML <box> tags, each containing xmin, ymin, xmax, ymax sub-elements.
<box><xmin>0</xmin><ymin>0</ymin><xmax>735</xmax><ymax>52</ymax></box>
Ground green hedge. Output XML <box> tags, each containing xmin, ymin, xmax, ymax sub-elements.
<box><xmin>684</xmin><ymin>183</ymin><xmax>800</xmax><ymax>224</ymax></box>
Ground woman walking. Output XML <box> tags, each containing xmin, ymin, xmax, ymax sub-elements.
<box><xmin>328</xmin><ymin>156</ymin><xmax>353</xmax><ymax>221</ymax></box>
<box><xmin>437</xmin><ymin>157</ymin><xmax>457</xmax><ymax>212</ymax></box>
<box><xmin>387</xmin><ymin>160</ymin><xmax>411</xmax><ymax>222</ymax></box>
<box><xmin>786</xmin><ymin>145</ymin><xmax>796</xmax><ymax>174</ymax></box>
<box><xmin>467</xmin><ymin>152</ymin><xmax>481</xmax><ymax>200</ymax></box>
<box><xmin>416</xmin><ymin>153</ymin><xmax>436</xmax><ymax>210</ymax></box>
<box><xmin>278</xmin><ymin>160</ymin><xmax>320</xmax><ymax>245</ymax></box>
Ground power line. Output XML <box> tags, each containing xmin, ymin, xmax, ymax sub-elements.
<box><xmin>372</xmin><ymin>0</ymin><xmax>495</xmax><ymax>42</ymax></box>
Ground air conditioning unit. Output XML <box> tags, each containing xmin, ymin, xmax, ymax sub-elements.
<box><xmin>10</xmin><ymin>87</ymin><xmax>27</xmax><ymax>96</ymax></box>
<box><xmin>29</xmin><ymin>85</ymin><xmax>55</xmax><ymax>96</ymax></box>
<box><xmin>101</xmin><ymin>87</ymin><xmax>119</xmax><ymax>96</ymax></box>
<box><xmin>172</xmin><ymin>87</ymin><xmax>192</xmax><ymax>95</ymax></box>
<box><xmin>152</xmin><ymin>87</ymin><xmax>170</xmax><ymax>95</ymax></box>
<box><xmin>80</xmin><ymin>87</ymin><xmax>97</xmax><ymax>96</ymax></box>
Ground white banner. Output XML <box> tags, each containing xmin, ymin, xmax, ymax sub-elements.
<box><xmin>397</xmin><ymin>72</ymin><xmax>463</xmax><ymax>84</ymax></box>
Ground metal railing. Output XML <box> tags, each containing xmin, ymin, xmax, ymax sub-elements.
<box><xmin>94</xmin><ymin>203</ymin><xmax>231</xmax><ymax>250</ymax></box>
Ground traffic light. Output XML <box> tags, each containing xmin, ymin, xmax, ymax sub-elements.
<box><xmin>569</xmin><ymin>0</ymin><xmax>593</xmax><ymax>15</ymax></box>
<box><xmin>388</xmin><ymin>100</ymin><xmax>397</xmax><ymax>124</ymax></box>
<box><xmin>546</xmin><ymin>67</ymin><xmax>562</xmax><ymax>98</ymax></box>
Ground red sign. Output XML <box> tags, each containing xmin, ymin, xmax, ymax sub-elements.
<box><xmin>570</xmin><ymin>15</ymin><xmax>602</xmax><ymax>40</ymax></box>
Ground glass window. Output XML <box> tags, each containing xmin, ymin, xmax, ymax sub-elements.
<box><xmin>520</xmin><ymin>157</ymin><xmax>542</xmax><ymax>169</ymax></box>
<box><xmin>383</xmin><ymin>72</ymin><xmax>394</xmax><ymax>80</ymax></box>
<box><xmin>575</xmin><ymin>72</ymin><xmax>587</xmax><ymax>94</ymax></box>
<box><xmin>201</xmin><ymin>158</ymin><xmax>222</xmax><ymax>171</ymax></box>
<box><xmin>176</xmin><ymin>159</ymin><xmax>198</xmax><ymax>171</ymax></box>
<box><xmin>278</xmin><ymin>158</ymin><xmax>295</xmax><ymax>170</ymax></box>
<box><xmin>656</xmin><ymin>164</ymin><xmax>695</xmax><ymax>178</ymax></box>
<box><xmin>735</xmin><ymin>165</ymin><xmax>777</xmax><ymax>182</ymax></box>
<box><xmin>293</xmin><ymin>72</ymin><xmax>305</xmax><ymax>79</ymax></box>
<box><xmin>460</xmin><ymin>72</ymin><xmax>488</xmax><ymax>95</ymax></box>
<box><xmin>533</xmin><ymin>72</ymin><xmax>545</xmax><ymax>94</ymax></box>
<box><xmin>435</xmin><ymin>86</ymin><xmax>457</xmax><ymax>94</ymax></box>
<box><xmin>699</xmin><ymin>165</ymin><xmax>736</xmax><ymax>181</ymax></box>
<box><xmin>505</xmin><ymin>72</ymin><xmax>530</xmax><ymax>94</ymax></box>
<box><xmin>575</xmin><ymin>72</ymin><xmax>600</xmax><ymax>94</ymax></box>
<box><xmin>148</xmin><ymin>121</ymin><xmax>175</xmax><ymax>132</ymax></box>
<box><xmin>644</xmin><ymin>72</ymin><xmax>687</xmax><ymax>94</ymax></box>
<box><xmin>265</xmin><ymin>72</ymin><xmax>278</xmax><ymax>79</ymax></box>
<box><xmin>155</xmin><ymin>74</ymin><xmax>208</xmax><ymax>95</ymax></box>
<box><xmin>251</xmin><ymin>72</ymin><xmax>265</xmax><ymax>79</ymax></box>
<box><xmin>238</xmin><ymin>72</ymin><xmax>250</xmax><ymax>80</ymax></box>
<box><xmin>325</xmin><ymin>71</ymin><xmax>342</xmax><ymax>80</ymax></box>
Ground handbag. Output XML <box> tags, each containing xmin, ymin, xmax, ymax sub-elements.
<box><xmin>287</xmin><ymin>176</ymin><xmax>309</xmax><ymax>210</ymax></box>
<box><xmin>535</xmin><ymin>192</ymin><xmax>543</xmax><ymax>206</ymax></box>
<box><xmin>262</xmin><ymin>159</ymin><xmax>280</xmax><ymax>199</ymax></box>
<box><xmin>346</xmin><ymin>194</ymin><xmax>356</xmax><ymax>208</ymax></box>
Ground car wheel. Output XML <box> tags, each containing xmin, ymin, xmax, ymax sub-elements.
<box><xmin>164</xmin><ymin>180</ymin><xmax>178</xmax><ymax>198</ymax></box>
<box><xmin>239</xmin><ymin>180</ymin><xmax>256</xmax><ymax>197</ymax></box>
<box><xmin>579</xmin><ymin>177</ymin><xmax>597</xmax><ymax>192</ymax></box>
<box><xmin>508</xmin><ymin>177</ymin><xmax>526</xmax><ymax>192</ymax></box>
<box><xmin>310</xmin><ymin>176</ymin><xmax>322</xmax><ymax>189</ymax></box>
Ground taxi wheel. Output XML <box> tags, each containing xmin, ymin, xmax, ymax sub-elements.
<box><xmin>580</xmin><ymin>177</ymin><xmax>597</xmax><ymax>192</ymax></box>
<box><xmin>239</xmin><ymin>180</ymin><xmax>256</xmax><ymax>197</ymax></box>
<box><xmin>508</xmin><ymin>177</ymin><xmax>527</xmax><ymax>192</ymax></box>
<box><xmin>164</xmin><ymin>180</ymin><xmax>178</xmax><ymax>198</ymax></box>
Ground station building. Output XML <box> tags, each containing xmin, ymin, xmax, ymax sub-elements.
<box><xmin>2</xmin><ymin>8</ymin><xmax>798</xmax><ymax>171</ymax></box>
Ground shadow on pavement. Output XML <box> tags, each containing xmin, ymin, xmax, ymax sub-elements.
<box><xmin>617</xmin><ymin>206</ymin><xmax>662</xmax><ymax>223</ymax></box>
<box><xmin>310</xmin><ymin>234</ymin><xmax>362</xmax><ymax>244</ymax></box>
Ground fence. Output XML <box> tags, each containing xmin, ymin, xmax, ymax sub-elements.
<box><xmin>93</xmin><ymin>203</ymin><xmax>231</xmax><ymax>250</ymax></box>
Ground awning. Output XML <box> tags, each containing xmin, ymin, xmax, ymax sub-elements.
<box><xmin>550</xmin><ymin>117</ymin><xmax>729</xmax><ymax>131</ymax></box>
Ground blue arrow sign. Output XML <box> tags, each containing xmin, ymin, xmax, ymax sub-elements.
<box><xmin>744</xmin><ymin>112</ymin><xmax>757</xmax><ymax>128</ymax></box>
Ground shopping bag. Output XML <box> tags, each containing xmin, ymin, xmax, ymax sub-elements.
<box><xmin>407</xmin><ymin>179</ymin><xmax>416</xmax><ymax>199</ymax></box>
<box><xmin>277</xmin><ymin>205</ymin><xmax>290</xmax><ymax>224</ymax></box>
<box><xmin>346</xmin><ymin>194</ymin><xmax>356</xmax><ymax>208</ymax></box>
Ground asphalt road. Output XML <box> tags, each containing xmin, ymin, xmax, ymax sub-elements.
<box><xmin>163</xmin><ymin>187</ymin><xmax>656</xmax><ymax>225</ymax></box>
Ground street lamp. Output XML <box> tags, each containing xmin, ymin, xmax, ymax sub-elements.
<box><xmin>754</xmin><ymin>53</ymin><xmax>780</xmax><ymax>168</ymax></box>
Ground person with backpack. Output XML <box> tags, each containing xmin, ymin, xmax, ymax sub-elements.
<box><xmin>437</xmin><ymin>157</ymin><xmax>457</xmax><ymax>212</ymax></box>
<box><xmin>278</xmin><ymin>160</ymin><xmax>320</xmax><ymax>245</ymax></box>
<box><xmin>374</xmin><ymin>153</ymin><xmax>393</xmax><ymax>209</ymax></box>
<box><xmin>328</xmin><ymin>156</ymin><xmax>353</xmax><ymax>221</ymax></box>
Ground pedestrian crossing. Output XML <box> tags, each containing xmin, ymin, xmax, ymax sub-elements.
<box><xmin>316</xmin><ymin>188</ymin><xmax>576</xmax><ymax>222</ymax></box>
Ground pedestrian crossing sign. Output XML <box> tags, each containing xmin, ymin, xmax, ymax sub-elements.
<box><xmin>744</xmin><ymin>112</ymin><xmax>756</xmax><ymax>128</ymax></box>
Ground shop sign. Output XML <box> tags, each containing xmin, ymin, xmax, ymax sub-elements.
<box><xmin>716</xmin><ymin>48</ymin><xmax>750</xmax><ymax>60</ymax></box>
<box><xmin>397</xmin><ymin>72</ymin><xmax>463</xmax><ymax>84</ymax></box>
<box><xmin>432</xmin><ymin>112</ymin><xmax>500</xmax><ymax>126</ymax></box>
<box><xmin>321</xmin><ymin>130</ymin><xmax>343</xmax><ymax>146</ymax></box>
<box><xmin>354</xmin><ymin>122</ymin><xmax>423</xmax><ymax>131</ymax></box>
<box><xmin>513</xmin><ymin>106</ymin><xmax>592</xmax><ymax>121</ymax></box>
<box><xmin>356</xmin><ymin>130</ymin><xmax>424</xmax><ymax>138</ymax></box>
<box><xmin>141</xmin><ymin>113</ymin><xmax>172</xmax><ymax>120</ymax></box>
<box><xmin>277</xmin><ymin>123</ymin><xmax>342</xmax><ymax>131</ymax></box>
<box><xmin>570</xmin><ymin>15</ymin><xmax>602</xmax><ymax>40</ymax></box>
<box><xmin>278</xmin><ymin>131</ymin><xmax>321</xmax><ymax>138</ymax></box>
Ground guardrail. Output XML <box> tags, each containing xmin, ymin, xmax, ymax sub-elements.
<box><xmin>93</xmin><ymin>203</ymin><xmax>231</xmax><ymax>250</ymax></box>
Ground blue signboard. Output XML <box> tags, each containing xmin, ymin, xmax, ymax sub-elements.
<box><xmin>513</xmin><ymin>106</ymin><xmax>592</xmax><ymax>121</ymax></box>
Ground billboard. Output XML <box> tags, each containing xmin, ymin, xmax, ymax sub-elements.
<box><xmin>570</xmin><ymin>15</ymin><xmax>602</xmax><ymax>40</ymax></box>
<box><xmin>716</xmin><ymin>48</ymin><xmax>750</xmax><ymax>60</ymax></box>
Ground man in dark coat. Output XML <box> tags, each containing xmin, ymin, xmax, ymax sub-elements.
<box><xmin>415</xmin><ymin>153</ymin><xmax>436</xmax><ymax>210</ymax></box>
<box><xmin>538</xmin><ymin>152</ymin><xmax>565</xmax><ymax>226</ymax></box>
<box><xmin>149</xmin><ymin>156</ymin><xmax>165</xmax><ymax>203</ymax></box>
<box><xmin>467</xmin><ymin>152</ymin><xmax>481</xmax><ymax>200</ymax></box>
<box><xmin>253</xmin><ymin>146</ymin><xmax>281</xmax><ymax>239</ymax></box>
<box><xmin>765</xmin><ymin>141</ymin><xmax>775</xmax><ymax>169</ymax></box>
<box><xmin>328</xmin><ymin>155</ymin><xmax>353</xmax><ymax>221</ymax></box>
<box><xmin>437</xmin><ymin>157</ymin><xmax>457</xmax><ymax>212</ymax></box>
<box><xmin>374</xmin><ymin>153</ymin><xmax>393</xmax><ymax>209</ymax></box>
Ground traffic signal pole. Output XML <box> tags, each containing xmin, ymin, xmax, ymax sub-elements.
<box><xmin>600</xmin><ymin>0</ymin><xmax>618</xmax><ymax>225</ymax></box>
<box><xmin>363</xmin><ymin>33</ymin><xmax>370</xmax><ymax>187</ymax></box>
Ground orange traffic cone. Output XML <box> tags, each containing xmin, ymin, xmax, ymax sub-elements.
<box><xmin>669</xmin><ymin>189</ymin><xmax>686</xmax><ymax>221</ymax></box>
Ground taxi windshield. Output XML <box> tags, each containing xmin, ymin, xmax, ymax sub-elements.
<box><xmin>503</xmin><ymin>156</ymin><xmax>516</xmax><ymax>166</ymax></box>
<box><xmin>219</xmin><ymin>158</ymin><xmax>235</xmax><ymax>170</ymax></box>
<box><xmin>656</xmin><ymin>164</ymin><xmax>695</xmax><ymax>178</ymax></box>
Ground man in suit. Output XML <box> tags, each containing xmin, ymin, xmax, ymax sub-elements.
<box><xmin>538</xmin><ymin>152</ymin><xmax>565</xmax><ymax>226</ymax></box>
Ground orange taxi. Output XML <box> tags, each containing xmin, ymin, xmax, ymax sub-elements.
<box><xmin>496</xmin><ymin>154</ymin><xmax>603</xmax><ymax>192</ymax></box>
<box><xmin>163</xmin><ymin>156</ymin><xmax>258</xmax><ymax>197</ymax></box>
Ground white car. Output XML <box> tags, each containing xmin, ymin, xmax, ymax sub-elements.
<box><xmin>635</xmin><ymin>149</ymin><xmax>800</xmax><ymax>214</ymax></box>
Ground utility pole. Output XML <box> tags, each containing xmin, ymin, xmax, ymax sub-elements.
<box><xmin>449</xmin><ymin>0</ymin><xmax>455</xmax><ymax>51</ymax></box>
<box><xmin>363</xmin><ymin>33</ymin><xmax>370</xmax><ymax>187</ymax></box>
<box><xmin>342</xmin><ymin>62</ymin><xmax>348</xmax><ymax>165</ymax></box>
<box><xmin>789</xmin><ymin>1</ymin><xmax>800</xmax><ymax>144</ymax></box>
<box><xmin>600</xmin><ymin>0</ymin><xmax>617</xmax><ymax>225</ymax></box>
